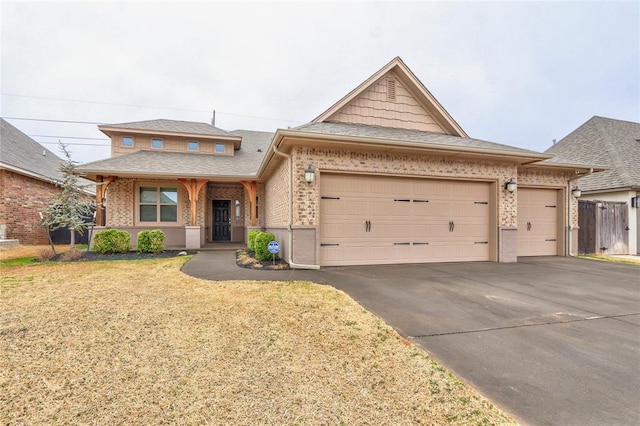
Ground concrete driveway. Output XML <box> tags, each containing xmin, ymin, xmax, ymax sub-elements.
<box><xmin>183</xmin><ymin>254</ymin><xmax>640</xmax><ymax>425</ymax></box>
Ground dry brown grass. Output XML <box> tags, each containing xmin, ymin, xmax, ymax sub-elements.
<box><xmin>1</xmin><ymin>258</ymin><xmax>516</xmax><ymax>425</ymax></box>
<box><xmin>0</xmin><ymin>244</ymin><xmax>75</xmax><ymax>261</ymax></box>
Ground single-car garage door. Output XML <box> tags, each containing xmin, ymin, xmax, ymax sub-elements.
<box><xmin>517</xmin><ymin>188</ymin><xmax>560</xmax><ymax>256</ymax></box>
<box><xmin>320</xmin><ymin>174</ymin><xmax>492</xmax><ymax>266</ymax></box>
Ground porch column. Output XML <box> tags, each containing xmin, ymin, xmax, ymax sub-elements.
<box><xmin>178</xmin><ymin>178</ymin><xmax>209</xmax><ymax>225</ymax></box>
<box><xmin>240</xmin><ymin>180</ymin><xmax>258</xmax><ymax>226</ymax></box>
<box><xmin>95</xmin><ymin>176</ymin><xmax>117</xmax><ymax>226</ymax></box>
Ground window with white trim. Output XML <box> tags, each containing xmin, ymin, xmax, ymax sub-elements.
<box><xmin>188</xmin><ymin>140</ymin><xmax>199</xmax><ymax>151</ymax></box>
<box><xmin>122</xmin><ymin>136</ymin><xmax>134</xmax><ymax>147</ymax></box>
<box><xmin>139</xmin><ymin>186</ymin><xmax>178</xmax><ymax>223</ymax></box>
<box><xmin>215</xmin><ymin>143</ymin><xmax>226</xmax><ymax>153</ymax></box>
<box><xmin>151</xmin><ymin>138</ymin><xmax>163</xmax><ymax>149</ymax></box>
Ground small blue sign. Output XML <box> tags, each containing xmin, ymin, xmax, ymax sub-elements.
<box><xmin>268</xmin><ymin>241</ymin><xmax>280</xmax><ymax>254</ymax></box>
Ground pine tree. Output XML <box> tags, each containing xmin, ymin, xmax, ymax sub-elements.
<box><xmin>40</xmin><ymin>142</ymin><xmax>95</xmax><ymax>251</ymax></box>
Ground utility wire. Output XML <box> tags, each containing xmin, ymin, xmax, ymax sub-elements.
<box><xmin>37</xmin><ymin>141</ymin><xmax>111</xmax><ymax>146</ymax></box>
<box><xmin>4</xmin><ymin>117</ymin><xmax>106</xmax><ymax>125</ymax></box>
<box><xmin>2</xmin><ymin>93</ymin><xmax>305</xmax><ymax>123</ymax></box>
<box><xmin>30</xmin><ymin>135</ymin><xmax>109</xmax><ymax>140</ymax></box>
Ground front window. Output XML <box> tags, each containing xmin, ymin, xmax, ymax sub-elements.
<box><xmin>215</xmin><ymin>143</ymin><xmax>226</xmax><ymax>153</ymax></box>
<box><xmin>151</xmin><ymin>138</ymin><xmax>163</xmax><ymax>149</ymax></box>
<box><xmin>122</xmin><ymin>136</ymin><xmax>134</xmax><ymax>147</ymax></box>
<box><xmin>188</xmin><ymin>141</ymin><xmax>199</xmax><ymax>151</ymax></box>
<box><xmin>139</xmin><ymin>186</ymin><xmax>178</xmax><ymax>222</ymax></box>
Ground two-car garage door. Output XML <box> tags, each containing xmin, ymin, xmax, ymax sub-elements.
<box><xmin>320</xmin><ymin>174</ymin><xmax>492</xmax><ymax>266</ymax></box>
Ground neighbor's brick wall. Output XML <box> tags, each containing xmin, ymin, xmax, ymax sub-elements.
<box><xmin>0</xmin><ymin>169</ymin><xmax>92</xmax><ymax>245</ymax></box>
<box><xmin>265</xmin><ymin>156</ymin><xmax>290</xmax><ymax>227</ymax></box>
<box><xmin>291</xmin><ymin>147</ymin><xmax>518</xmax><ymax>227</ymax></box>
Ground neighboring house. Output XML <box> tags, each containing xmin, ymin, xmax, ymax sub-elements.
<box><xmin>545</xmin><ymin>116</ymin><xmax>640</xmax><ymax>255</ymax></box>
<box><xmin>77</xmin><ymin>57</ymin><xmax>598</xmax><ymax>267</ymax></box>
<box><xmin>0</xmin><ymin>118</ymin><xmax>95</xmax><ymax>244</ymax></box>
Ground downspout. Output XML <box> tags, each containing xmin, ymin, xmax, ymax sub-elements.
<box><xmin>272</xmin><ymin>144</ymin><xmax>321</xmax><ymax>270</ymax></box>
<box><xmin>568</xmin><ymin>168</ymin><xmax>594</xmax><ymax>256</ymax></box>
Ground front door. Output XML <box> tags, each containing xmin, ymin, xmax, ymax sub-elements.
<box><xmin>213</xmin><ymin>200</ymin><xmax>231</xmax><ymax>241</ymax></box>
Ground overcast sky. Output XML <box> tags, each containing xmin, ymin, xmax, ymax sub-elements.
<box><xmin>1</xmin><ymin>1</ymin><xmax>638</xmax><ymax>164</ymax></box>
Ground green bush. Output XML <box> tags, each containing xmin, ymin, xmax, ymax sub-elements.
<box><xmin>137</xmin><ymin>229</ymin><xmax>165</xmax><ymax>253</ymax></box>
<box><xmin>254</xmin><ymin>232</ymin><xmax>278</xmax><ymax>261</ymax></box>
<box><xmin>92</xmin><ymin>229</ymin><xmax>131</xmax><ymax>254</ymax></box>
<box><xmin>247</xmin><ymin>230</ymin><xmax>261</xmax><ymax>252</ymax></box>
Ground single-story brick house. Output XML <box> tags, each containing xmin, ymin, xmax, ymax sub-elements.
<box><xmin>545</xmin><ymin>116</ymin><xmax>639</xmax><ymax>255</ymax></box>
<box><xmin>0</xmin><ymin>118</ymin><xmax>95</xmax><ymax>245</ymax></box>
<box><xmin>77</xmin><ymin>57</ymin><xmax>600</xmax><ymax>267</ymax></box>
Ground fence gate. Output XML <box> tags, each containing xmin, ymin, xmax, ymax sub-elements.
<box><xmin>578</xmin><ymin>201</ymin><xmax>629</xmax><ymax>255</ymax></box>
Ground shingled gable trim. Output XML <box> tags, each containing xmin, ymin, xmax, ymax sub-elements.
<box><xmin>311</xmin><ymin>57</ymin><xmax>468</xmax><ymax>137</ymax></box>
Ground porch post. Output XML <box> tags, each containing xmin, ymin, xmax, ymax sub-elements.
<box><xmin>240</xmin><ymin>180</ymin><xmax>258</xmax><ymax>226</ymax></box>
<box><xmin>178</xmin><ymin>178</ymin><xmax>209</xmax><ymax>225</ymax></box>
<box><xmin>95</xmin><ymin>176</ymin><xmax>117</xmax><ymax>226</ymax></box>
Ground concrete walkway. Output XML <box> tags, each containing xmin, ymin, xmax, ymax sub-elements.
<box><xmin>182</xmin><ymin>251</ymin><xmax>640</xmax><ymax>426</ymax></box>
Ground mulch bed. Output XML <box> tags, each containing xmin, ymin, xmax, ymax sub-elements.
<box><xmin>236</xmin><ymin>249</ymin><xmax>290</xmax><ymax>270</ymax></box>
<box><xmin>47</xmin><ymin>250</ymin><xmax>197</xmax><ymax>262</ymax></box>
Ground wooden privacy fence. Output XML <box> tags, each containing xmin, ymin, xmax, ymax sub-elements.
<box><xmin>578</xmin><ymin>201</ymin><xmax>629</xmax><ymax>255</ymax></box>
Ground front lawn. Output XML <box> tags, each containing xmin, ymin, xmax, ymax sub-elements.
<box><xmin>1</xmin><ymin>257</ymin><xmax>515</xmax><ymax>425</ymax></box>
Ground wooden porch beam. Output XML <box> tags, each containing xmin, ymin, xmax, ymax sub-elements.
<box><xmin>95</xmin><ymin>176</ymin><xmax>117</xmax><ymax>226</ymax></box>
<box><xmin>179</xmin><ymin>178</ymin><xmax>209</xmax><ymax>226</ymax></box>
<box><xmin>240</xmin><ymin>180</ymin><xmax>258</xmax><ymax>226</ymax></box>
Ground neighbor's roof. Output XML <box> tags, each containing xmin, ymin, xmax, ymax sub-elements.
<box><xmin>1</xmin><ymin>118</ymin><xmax>94</xmax><ymax>192</ymax></box>
<box><xmin>293</xmin><ymin>122</ymin><xmax>549</xmax><ymax>159</ymax></box>
<box><xmin>76</xmin><ymin>129</ymin><xmax>274</xmax><ymax>180</ymax></box>
<box><xmin>545</xmin><ymin>116</ymin><xmax>640</xmax><ymax>192</ymax></box>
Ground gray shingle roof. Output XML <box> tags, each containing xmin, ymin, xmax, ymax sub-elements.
<box><xmin>545</xmin><ymin>116</ymin><xmax>640</xmax><ymax>191</ymax></box>
<box><xmin>295</xmin><ymin>121</ymin><xmax>546</xmax><ymax>157</ymax></box>
<box><xmin>77</xmin><ymin>130</ymin><xmax>274</xmax><ymax>178</ymax></box>
<box><xmin>99</xmin><ymin>119</ymin><xmax>234</xmax><ymax>137</ymax></box>
<box><xmin>1</xmin><ymin>118</ymin><xmax>70</xmax><ymax>182</ymax></box>
<box><xmin>1</xmin><ymin>118</ymin><xmax>95</xmax><ymax>192</ymax></box>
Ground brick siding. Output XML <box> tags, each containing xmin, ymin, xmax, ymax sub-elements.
<box><xmin>0</xmin><ymin>169</ymin><xmax>92</xmax><ymax>244</ymax></box>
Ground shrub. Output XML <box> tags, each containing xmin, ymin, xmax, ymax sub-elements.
<box><xmin>62</xmin><ymin>249</ymin><xmax>83</xmax><ymax>262</ymax></box>
<box><xmin>247</xmin><ymin>230</ymin><xmax>261</xmax><ymax>252</ymax></box>
<box><xmin>38</xmin><ymin>247</ymin><xmax>56</xmax><ymax>262</ymax></box>
<box><xmin>93</xmin><ymin>229</ymin><xmax>130</xmax><ymax>254</ymax></box>
<box><xmin>137</xmin><ymin>229</ymin><xmax>165</xmax><ymax>253</ymax></box>
<box><xmin>254</xmin><ymin>232</ymin><xmax>278</xmax><ymax>261</ymax></box>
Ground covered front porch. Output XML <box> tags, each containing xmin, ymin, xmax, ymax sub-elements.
<box><xmin>93</xmin><ymin>176</ymin><xmax>263</xmax><ymax>250</ymax></box>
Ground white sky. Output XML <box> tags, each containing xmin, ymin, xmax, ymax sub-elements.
<box><xmin>1</xmin><ymin>0</ymin><xmax>639</xmax><ymax>164</ymax></box>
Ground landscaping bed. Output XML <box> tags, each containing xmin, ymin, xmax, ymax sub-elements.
<box><xmin>236</xmin><ymin>249</ymin><xmax>290</xmax><ymax>270</ymax></box>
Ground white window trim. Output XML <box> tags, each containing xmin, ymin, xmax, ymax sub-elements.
<box><xmin>151</xmin><ymin>138</ymin><xmax>164</xmax><ymax>149</ymax></box>
<box><xmin>188</xmin><ymin>140</ymin><xmax>200</xmax><ymax>151</ymax></box>
<box><xmin>215</xmin><ymin>142</ymin><xmax>226</xmax><ymax>153</ymax></box>
<box><xmin>122</xmin><ymin>136</ymin><xmax>134</xmax><ymax>148</ymax></box>
<box><xmin>135</xmin><ymin>183</ymin><xmax>183</xmax><ymax>226</ymax></box>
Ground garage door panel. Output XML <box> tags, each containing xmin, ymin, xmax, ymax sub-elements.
<box><xmin>518</xmin><ymin>188</ymin><xmax>559</xmax><ymax>256</ymax></box>
<box><xmin>320</xmin><ymin>174</ymin><xmax>492</xmax><ymax>266</ymax></box>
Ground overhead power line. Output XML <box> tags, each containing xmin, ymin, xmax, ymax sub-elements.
<box><xmin>1</xmin><ymin>93</ymin><xmax>305</xmax><ymax>124</ymax></box>
<box><xmin>4</xmin><ymin>117</ymin><xmax>106</xmax><ymax>125</ymax></box>
<box><xmin>30</xmin><ymin>135</ymin><xmax>109</xmax><ymax>141</ymax></box>
<box><xmin>37</xmin><ymin>141</ymin><xmax>110</xmax><ymax>147</ymax></box>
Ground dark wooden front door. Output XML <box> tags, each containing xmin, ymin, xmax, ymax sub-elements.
<box><xmin>213</xmin><ymin>200</ymin><xmax>231</xmax><ymax>241</ymax></box>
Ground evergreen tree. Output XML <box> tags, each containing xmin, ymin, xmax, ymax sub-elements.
<box><xmin>40</xmin><ymin>142</ymin><xmax>95</xmax><ymax>251</ymax></box>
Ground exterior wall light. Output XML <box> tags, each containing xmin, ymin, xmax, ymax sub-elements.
<box><xmin>304</xmin><ymin>165</ymin><xmax>315</xmax><ymax>183</ymax></box>
<box><xmin>571</xmin><ymin>187</ymin><xmax>582</xmax><ymax>198</ymax></box>
<box><xmin>504</xmin><ymin>178</ymin><xmax>517</xmax><ymax>193</ymax></box>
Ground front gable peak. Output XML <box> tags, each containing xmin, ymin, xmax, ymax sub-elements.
<box><xmin>312</xmin><ymin>57</ymin><xmax>468</xmax><ymax>137</ymax></box>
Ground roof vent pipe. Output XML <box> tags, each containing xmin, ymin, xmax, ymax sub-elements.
<box><xmin>211</xmin><ymin>109</ymin><xmax>216</xmax><ymax>126</ymax></box>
